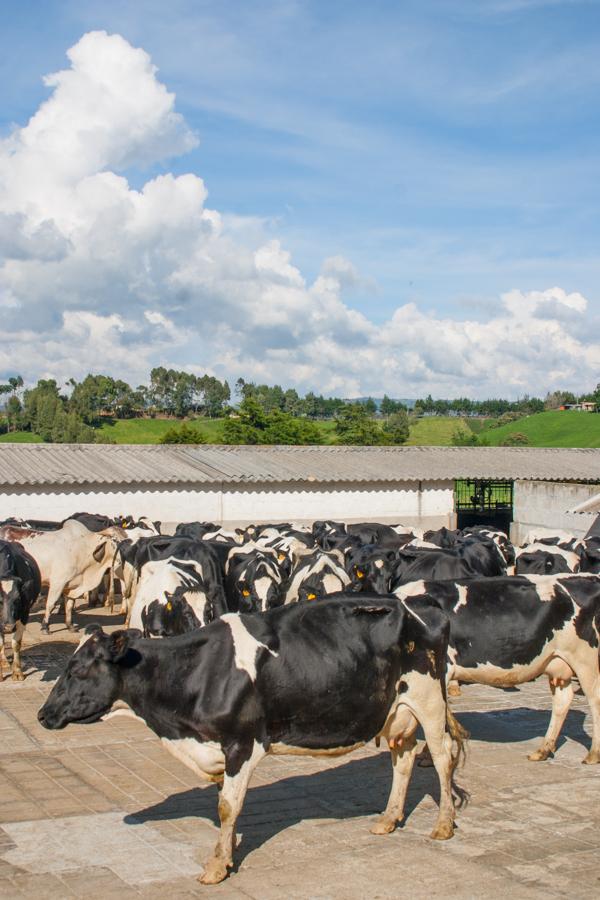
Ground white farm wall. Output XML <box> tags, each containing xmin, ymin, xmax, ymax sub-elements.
<box><xmin>511</xmin><ymin>480</ymin><xmax>599</xmax><ymax>543</ymax></box>
<box><xmin>0</xmin><ymin>479</ymin><xmax>455</xmax><ymax>530</ymax></box>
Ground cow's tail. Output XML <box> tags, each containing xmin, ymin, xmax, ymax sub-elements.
<box><xmin>446</xmin><ymin>707</ymin><xmax>470</xmax><ymax>809</ymax></box>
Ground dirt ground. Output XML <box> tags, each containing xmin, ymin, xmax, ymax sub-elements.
<box><xmin>1</xmin><ymin>602</ymin><xmax>600</xmax><ymax>899</ymax></box>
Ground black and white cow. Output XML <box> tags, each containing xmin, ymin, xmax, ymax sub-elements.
<box><xmin>114</xmin><ymin>536</ymin><xmax>228</xmax><ymax>625</ymax></box>
<box><xmin>129</xmin><ymin>558</ymin><xmax>215</xmax><ymax>636</ymax></box>
<box><xmin>284</xmin><ymin>549</ymin><xmax>351</xmax><ymax>603</ymax></box>
<box><xmin>38</xmin><ymin>595</ymin><xmax>465</xmax><ymax>884</ymax></box>
<box><xmin>224</xmin><ymin>544</ymin><xmax>284</xmax><ymax>613</ymax></box>
<box><xmin>391</xmin><ymin>538</ymin><xmax>507</xmax><ymax>589</ymax></box>
<box><xmin>395</xmin><ymin>574</ymin><xmax>600</xmax><ymax>763</ymax></box>
<box><xmin>515</xmin><ymin>543</ymin><xmax>581</xmax><ymax>575</ymax></box>
<box><xmin>0</xmin><ymin>540</ymin><xmax>41</xmax><ymax>681</ymax></box>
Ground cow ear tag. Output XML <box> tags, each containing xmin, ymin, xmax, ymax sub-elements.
<box><xmin>242</xmin><ymin>589</ymin><xmax>251</xmax><ymax>597</ymax></box>
<box><xmin>278</xmin><ymin>553</ymin><xmax>286</xmax><ymax>562</ymax></box>
<box><xmin>307</xmin><ymin>592</ymin><xmax>317</xmax><ymax>601</ymax></box>
<box><xmin>166</xmin><ymin>601</ymin><xmax>172</xmax><ymax>611</ymax></box>
<box><xmin>356</xmin><ymin>569</ymin><xmax>364</xmax><ymax>579</ymax></box>
<box><xmin>406</xmin><ymin>641</ymin><xmax>415</xmax><ymax>653</ymax></box>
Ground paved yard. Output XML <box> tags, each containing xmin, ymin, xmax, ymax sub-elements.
<box><xmin>1</xmin><ymin>604</ymin><xmax>600</xmax><ymax>899</ymax></box>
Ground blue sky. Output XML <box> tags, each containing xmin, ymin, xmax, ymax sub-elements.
<box><xmin>0</xmin><ymin>1</ymin><xmax>599</xmax><ymax>396</ymax></box>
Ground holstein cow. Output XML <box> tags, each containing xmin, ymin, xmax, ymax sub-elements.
<box><xmin>395</xmin><ymin>574</ymin><xmax>600</xmax><ymax>763</ymax></box>
<box><xmin>284</xmin><ymin>549</ymin><xmax>351</xmax><ymax>603</ymax></box>
<box><xmin>0</xmin><ymin>520</ymin><xmax>121</xmax><ymax>633</ymax></box>
<box><xmin>115</xmin><ymin>536</ymin><xmax>228</xmax><ymax>626</ymax></box>
<box><xmin>38</xmin><ymin>595</ymin><xmax>466</xmax><ymax>884</ymax></box>
<box><xmin>515</xmin><ymin>543</ymin><xmax>581</xmax><ymax>575</ymax></box>
<box><xmin>0</xmin><ymin>541</ymin><xmax>41</xmax><ymax>681</ymax></box>
<box><xmin>129</xmin><ymin>558</ymin><xmax>215</xmax><ymax>637</ymax></box>
<box><xmin>224</xmin><ymin>544</ymin><xmax>284</xmax><ymax>612</ymax></box>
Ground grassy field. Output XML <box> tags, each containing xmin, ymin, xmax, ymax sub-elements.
<box><xmin>483</xmin><ymin>410</ymin><xmax>600</xmax><ymax>447</ymax></box>
<box><xmin>0</xmin><ymin>430</ymin><xmax>42</xmax><ymax>443</ymax></box>
<box><xmin>405</xmin><ymin>416</ymin><xmax>466</xmax><ymax>446</ymax></box>
<box><xmin>2</xmin><ymin>410</ymin><xmax>598</xmax><ymax>447</ymax></box>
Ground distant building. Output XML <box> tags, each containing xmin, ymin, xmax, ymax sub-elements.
<box><xmin>560</xmin><ymin>402</ymin><xmax>597</xmax><ymax>412</ymax></box>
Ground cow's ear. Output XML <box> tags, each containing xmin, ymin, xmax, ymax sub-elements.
<box><xmin>108</xmin><ymin>629</ymin><xmax>141</xmax><ymax>663</ymax></box>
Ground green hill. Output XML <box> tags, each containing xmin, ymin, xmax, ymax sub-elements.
<box><xmin>484</xmin><ymin>411</ymin><xmax>600</xmax><ymax>447</ymax></box>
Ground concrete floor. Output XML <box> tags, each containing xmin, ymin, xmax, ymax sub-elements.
<box><xmin>1</xmin><ymin>603</ymin><xmax>600</xmax><ymax>899</ymax></box>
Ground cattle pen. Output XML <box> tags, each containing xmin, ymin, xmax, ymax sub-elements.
<box><xmin>2</xmin><ymin>443</ymin><xmax>600</xmax><ymax>898</ymax></box>
<box><xmin>0</xmin><ymin>443</ymin><xmax>598</xmax><ymax>539</ymax></box>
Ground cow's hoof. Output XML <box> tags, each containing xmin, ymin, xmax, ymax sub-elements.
<box><xmin>448</xmin><ymin>683</ymin><xmax>462</xmax><ymax>697</ymax></box>
<box><xmin>582</xmin><ymin>750</ymin><xmax>600</xmax><ymax>765</ymax></box>
<box><xmin>528</xmin><ymin>748</ymin><xmax>551</xmax><ymax>762</ymax></box>
<box><xmin>430</xmin><ymin>822</ymin><xmax>454</xmax><ymax>841</ymax></box>
<box><xmin>11</xmin><ymin>671</ymin><xmax>25</xmax><ymax>682</ymax></box>
<box><xmin>370</xmin><ymin>816</ymin><xmax>398</xmax><ymax>835</ymax></box>
<box><xmin>198</xmin><ymin>859</ymin><xmax>229</xmax><ymax>884</ymax></box>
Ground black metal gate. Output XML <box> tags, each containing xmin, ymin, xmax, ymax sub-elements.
<box><xmin>455</xmin><ymin>479</ymin><xmax>513</xmax><ymax>532</ymax></box>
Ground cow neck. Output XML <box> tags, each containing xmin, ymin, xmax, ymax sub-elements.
<box><xmin>118</xmin><ymin>637</ymin><xmax>197</xmax><ymax>728</ymax></box>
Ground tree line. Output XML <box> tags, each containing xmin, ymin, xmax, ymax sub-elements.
<box><xmin>0</xmin><ymin>370</ymin><xmax>598</xmax><ymax>445</ymax></box>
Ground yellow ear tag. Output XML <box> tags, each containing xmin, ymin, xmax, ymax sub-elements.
<box><xmin>278</xmin><ymin>553</ymin><xmax>286</xmax><ymax>562</ymax></box>
<box><xmin>307</xmin><ymin>592</ymin><xmax>317</xmax><ymax>601</ymax></box>
<box><xmin>242</xmin><ymin>589</ymin><xmax>251</xmax><ymax>597</ymax></box>
<box><xmin>166</xmin><ymin>601</ymin><xmax>172</xmax><ymax>612</ymax></box>
<box><xmin>356</xmin><ymin>569</ymin><xmax>364</xmax><ymax>579</ymax></box>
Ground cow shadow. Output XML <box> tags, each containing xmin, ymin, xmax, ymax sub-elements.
<box><xmin>125</xmin><ymin>752</ymin><xmax>434</xmax><ymax>861</ymax></box>
<box><xmin>459</xmin><ymin>706</ymin><xmax>589</xmax><ymax>752</ymax></box>
<box><xmin>124</xmin><ymin>705</ymin><xmax>592</xmax><ymax>867</ymax></box>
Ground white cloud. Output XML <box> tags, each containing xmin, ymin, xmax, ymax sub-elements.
<box><xmin>0</xmin><ymin>30</ymin><xmax>598</xmax><ymax>399</ymax></box>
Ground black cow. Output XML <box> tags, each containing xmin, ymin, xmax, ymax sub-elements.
<box><xmin>0</xmin><ymin>540</ymin><xmax>41</xmax><ymax>681</ymax></box>
<box><xmin>391</xmin><ymin>538</ymin><xmax>507</xmax><ymax>588</ymax></box>
<box><xmin>396</xmin><ymin>574</ymin><xmax>600</xmax><ymax>763</ymax></box>
<box><xmin>515</xmin><ymin>543</ymin><xmax>580</xmax><ymax>575</ymax></box>
<box><xmin>38</xmin><ymin>595</ymin><xmax>465</xmax><ymax>884</ymax></box>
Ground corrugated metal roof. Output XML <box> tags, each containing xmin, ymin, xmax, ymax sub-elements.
<box><xmin>0</xmin><ymin>444</ymin><xmax>598</xmax><ymax>488</ymax></box>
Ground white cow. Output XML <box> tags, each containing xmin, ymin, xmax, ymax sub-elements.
<box><xmin>0</xmin><ymin>520</ymin><xmax>121</xmax><ymax>633</ymax></box>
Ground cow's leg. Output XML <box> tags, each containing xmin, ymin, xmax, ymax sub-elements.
<box><xmin>65</xmin><ymin>596</ymin><xmax>76</xmax><ymax>632</ymax></box>
<box><xmin>569</xmin><ymin>663</ymin><xmax>600</xmax><ymax>764</ymax></box>
<box><xmin>412</xmin><ymin>691</ymin><xmax>457</xmax><ymax>841</ymax></box>
<box><xmin>528</xmin><ymin>678</ymin><xmax>573</xmax><ymax>761</ymax></box>
<box><xmin>41</xmin><ymin>585</ymin><xmax>64</xmax><ymax>633</ymax></box>
<box><xmin>371</xmin><ymin>731</ymin><xmax>418</xmax><ymax>834</ymax></box>
<box><xmin>199</xmin><ymin>741</ymin><xmax>265</xmax><ymax>884</ymax></box>
<box><xmin>10</xmin><ymin>622</ymin><xmax>25</xmax><ymax>681</ymax></box>
<box><xmin>0</xmin><ymin>633</ymin><xmax>9</xmax><ymax>680</ymax></box>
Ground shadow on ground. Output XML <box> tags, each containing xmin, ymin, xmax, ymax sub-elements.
<box><xmin>124</xmin><ymin>705</ymin><xmax>590</xmax><ymax>868</ymax></box>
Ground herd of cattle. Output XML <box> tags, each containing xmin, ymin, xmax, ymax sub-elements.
<box><xmin>2</xmin><ymin>512</ymin><xmax>600</xmax><ymax>883</ymax></box>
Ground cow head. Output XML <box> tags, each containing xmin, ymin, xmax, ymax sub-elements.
<box><xmin>297</xmin><ymin>568</ymin><xmax>347</xmax><ymax>603</ymax></box>
<box><xmin>37</xmin><ymin>625</ymin><xmax>139</xmax><ymax>730</ymax></box>
<box><xmin>0</xmin><ymin>577</ymin><xmax>24</xmax><ymax>635</ymax></box>
<box><xmin>140</xmin><ymin>591</ymin><xmax>202</xmax><ymax>637</ymax></box>
<box><xmin>237</xmin><ymin>560</ymin><xmax>282</xmax><ymax>613</ymax></box>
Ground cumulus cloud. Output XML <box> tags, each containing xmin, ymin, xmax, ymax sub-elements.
<box><xmin>0</xmin><ymin>30</ymin><xmax>598</xmax><ymax>398</ymax></box>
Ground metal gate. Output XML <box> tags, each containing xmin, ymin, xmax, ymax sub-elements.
<box><xmin>454</xmin><ymin>479</ymin><xmax>513</xmax><ymax>532</ymax></box>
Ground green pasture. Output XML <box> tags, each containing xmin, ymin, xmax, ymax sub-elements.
<box><xmin>484</xmin><ymin>410</ymin><xmax>600</xmax><ymax>448</ymax></box>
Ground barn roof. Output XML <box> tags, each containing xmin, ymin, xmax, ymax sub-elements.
<box><xmin>0</xmin><ymin>444</ymin><xmax>598</xmax><ymax>488</ymax></box>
